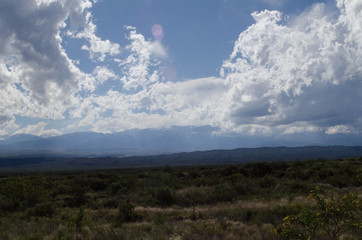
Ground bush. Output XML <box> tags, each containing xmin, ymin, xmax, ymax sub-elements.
<box><xmin>88</xmin><ymin>178</ymin><xmax>108</xmax><ymax>191</ymax></box>
<box><xmin>275</xmin><ymin>187</ymin><xmax>361</xmax><ymax>240</ymax></box>
<box><xmin>27</xmin><ymin>202</ymin><xmax>55</xmax><ymax>217</ymax></box>
<box><xmin>108</xmin><ymin>182</ymin><xmax>126</xmax><ymax>195</ymax></box>
<box><xmin>211</xmin><ymin>185</ymin><xmax>236</xmax><ymax>202</ymax></box>
<box><xmin>118</xmin><ymin>200</ymin><xmax>136</xmax><ymax>223</ymax></box>
<box><xmin>155</xmin><ymin>187</ymin><xmax>174</xmax><ymax>206</ymax></box>
<box><xmin>68</xmin><ymin>184</ymin><xmax>87</xmax><ymax>207</ymax></box>
<box><xmin>101</xmin><ymin>198</ymin><xmax>119</xmax><ymax>208</ymax></box>
<box><xmin>0</xmin><ymin>175</ymin><xmax>49</xmax><ymax>212</ymax></box>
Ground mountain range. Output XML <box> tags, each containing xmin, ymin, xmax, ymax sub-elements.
<box><xmin>1</xmin><ymin>126</ymin><xmax>362</xmax><ymax>158</ymax></box>
<box><xmin>0</xmin><ymin>126</ymin><xmax>362</xmax><ymax>171</ymax></box>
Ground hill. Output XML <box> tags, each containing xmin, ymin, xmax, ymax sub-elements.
<box><xmin>1</xmin><ymin>146</ymin><xmax>362</xmax><ymax>172</ymax></box>
<box><xmin>1</xmin><ymin>127</ymin><xmax>362</xmax><ymax>158</ymax></box>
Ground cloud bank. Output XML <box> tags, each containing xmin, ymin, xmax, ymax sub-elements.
<box><xmin>220</xmin><ymin>1</ymin><xmax>362</xmax><ymax>135</ymax></box>
<box><xmin>0</xmin><ymin>0</ymin><xmax>361</xmax><ymax>140</ymax></box>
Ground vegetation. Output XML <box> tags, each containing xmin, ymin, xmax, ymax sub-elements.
<box><xmin>0</xmin><ymin>157</ymin><xmax>361</xmax><ymax>239</ymax></box>
<box><xmin>275</xmin><ymin>188</ymin><xmax>361</xmax><ymax>240</ymax></box>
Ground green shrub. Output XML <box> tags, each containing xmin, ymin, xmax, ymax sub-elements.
<box><xmin>27</xmin><ymin>202</ymin><xmax>55</xmax><ymax>217</ymax></box>
<box><xmin>155</xmin><ymin>187</ymin><xmax>174</xmax><ymax>206</ymax></box>
<box><xmin>75</xmin><ymin>207</ymin><xmax>85</xmax><ymax>230</ymax></box>
<box><xmin>101</xmin><ymin>198</ymin><xmax>119</xmax><ymax>208</ymax></box>
<box><xmin>275</xmin><ymin>187</ymin><xmax>361</xmax><ymax>240</ymax></box>
<box><xmin>0</xmin><ymin>175</ymin><xmax>49</xmax><ymax>212</ymax></box>
<box><xmin>68</xmin><ymin>184</ymin><xmax>87</xmax><ymax>207</ymax></box>
<box><xmin>211</xmin><ymin>185</ymin><xmax>236</xmax><ymax>202</ymax></box>
<box><xmin>108</xmin><ymin>182</ymin><xmax>126</xmax><ymax>195</ymax></box>
<box><xmin>88</xmin><ymin>178</ymin><xmax>108</xmax><ymax>191</ymax></box>
<box><xmin>118</xmin><ymin>200</ymin><xmax>136</xmax><ymax>223</ymax></box>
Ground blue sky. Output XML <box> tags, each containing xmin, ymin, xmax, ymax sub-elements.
<box><xmin>74</xmin><ymin>0</ymin><xmax>337</xmax><ymax>79</ymax></box>
<box><xmin>0</xmin><ymin>0</ymin><xmax>361</xmax><ymax>145</ymax></box>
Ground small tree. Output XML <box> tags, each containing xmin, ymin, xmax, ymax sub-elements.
<box><xmin>183</xmin><ymin>187</ymin><xmax>201</xmax><ymax>220</ymax></box>
<box><xmin>275</xmin><ymin>187</ymin><xmax>361</xmax><ymax>240</ymax></box>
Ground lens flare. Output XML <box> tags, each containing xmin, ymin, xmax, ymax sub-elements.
<box><xmin>164</xmin><ymin>62</ymin><xmax>177</xmax><ymax>82</ymax></box>
<box><xmin>152</xmin><ymin>24</ymin><xmax>164</xmax><ymax>41</ymax></box>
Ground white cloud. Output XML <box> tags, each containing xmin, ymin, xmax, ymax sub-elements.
<box><xmin>280</xmin><ymin>124</ymin><xmax>321</xmax><ymax>135</ymax></box>
<box><xmin>0</xmin><ymin>0</ymin><xmax>91</xmax><ymax>116</ymax></box>
<box><xmin>0</xmin><ymin>0</ymin><xmax>119</xmax><ymax>136</ymax></box>
<box><xmin>0</xmin><ymin>116</ymin><xmax>19</xmax><ymax>136</ymax></box>
<box><xmin>150</xmin><ymin>41</ymin><xmax>168</xmax><ymax>58</ymax></box>
<box><xmin>325</xmin><ymin>125</ymin><xmax>353</xmax><ymax>135</ymax></box>
<box><xmin>118</xmin><ymin>26</ymin><xmax>165</xmax><ymax>90</ymax></box>
<box><xmin>14</xmin><ymin>122</ymin><xmax>62</xmax><ymax>137</ymax></box>
<box><xmin>67</xmin><ymin>76</ymin><xmax>227</xmax><ymax>133</ymax></box>
<box><xmin>1</xmin><ymin>0</ymin><xmax>361</xmax><ymax>140</ymax></box>
<box><xmin>220</xmin><ymin>1</ymin><xmax>362</xmax><ymax>134</ymax></box>
<box><xmin>92</xmin><ymin>66</ymin><xmax>117</xmax><ymax>84</ymax></box>
<box><xmin>72</xmin><ymin>12</ymin><xmax>121</xmax><ymax>62</ymax></box>
<box><xmin>66</xmin><ymin>0</ymin><xmax>362</xmax><ymax>136</ymax></box>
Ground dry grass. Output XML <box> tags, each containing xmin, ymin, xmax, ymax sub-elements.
<box><xmin>0</xmin><ymin>198</ymin><xmax>311</xmax><ymax>239</ymax></box>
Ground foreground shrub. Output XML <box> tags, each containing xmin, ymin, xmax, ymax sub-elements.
<box><xmin>275</xmin><ymin>187</ymin><xmax>361</xmax><ymax>240</ymax></box>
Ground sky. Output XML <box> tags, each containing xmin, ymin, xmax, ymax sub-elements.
<box><xmin>0</xmin><ymin>0</ymin><xmax>361</xmax><ymax>143</ymax></box>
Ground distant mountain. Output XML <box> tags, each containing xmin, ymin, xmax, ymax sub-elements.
<box><xmin>0</xmin><ymin>126</ymin><xmax>362</xmax><ymax>158</ymax></box>
<box><xmin>0</xmin><ymin>146</ymin><xmax>361</xmax><ymax>171</ymax></box>
<box><xmin>0</xmin><ymin>126</ymin><xmax>249</xmax><ymax>157</ymax></box>
<box><xmin>0</xmin><ymin>134</ymin><xmax>43</xmax><ymax>145</ymax></box>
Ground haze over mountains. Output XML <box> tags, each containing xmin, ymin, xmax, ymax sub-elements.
<box><xmin>1</xmin><ymin>126</ymin><xmax>362</xmax><ymax>158</ymax></box>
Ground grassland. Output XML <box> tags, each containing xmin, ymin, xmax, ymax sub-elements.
<box><xmin>0</xmin><ymin>157</ymin><xmax>361</xmax><ymax>239</ymax></box>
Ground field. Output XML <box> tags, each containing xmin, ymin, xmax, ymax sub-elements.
<box><xmin>0</xmin><ymin>158</ymin><xmax>361</xmax><ymax>239</ymax></box>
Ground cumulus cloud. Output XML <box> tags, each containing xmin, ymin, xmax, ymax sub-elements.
<box><xmin>92</xmin><ymin>66</ymin><xmax>117</xmax><ymax>84</ymax></box>
<box><xmin>0</xmin><ymin>0</ymin><xmax>91</xmax><ymax>134</ymax></box>
<box><xmin>66</xmin><ymin>0</ymin><xmax>362</xmax><ymax>136</ymax></box>
<box><xmin>220</xmin><ymin>1</ymin><xmax>362</xmax><ymax>134</ymax></box>
<box><xmin>0</xmin><ymin>0</ymin><xmax>120</xmax><ymax>136</ymax></box>
<box><xmin>0</xmin><ymin>0</ymin><xmax>79</xmax><ymax>103</ymax></box>
<box><xmin>67</xmin><ymin>76</ymin><xmax>226</xmax><ymax>133</ymax></box>
<box><xmin>1</xmin><ymin>0</ymin><xmax>361</xmax><ymax>140</ymax></box>
<box><xmin>0</xmin><ymin>116</ymin><xmax>18</xmax><ymax>136</ymax></box>
<box><xmin>325</xmin><ymin>125</ymin><xmax>354</xmax><ymax>135</ymax></box>
<box><xmin>70</xmin><ymin>12</ymin><xmax>121</xmax><ymax>62</ymax></box>
<box><xmin>14</xmin><ymin>122</ymin><xmax>62</xmax><ymax>137</ymax></box>
<box><xmin>118</xmin><ymin>26</ymin><xmax>165</xmax><ymax>90</ymax></box>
